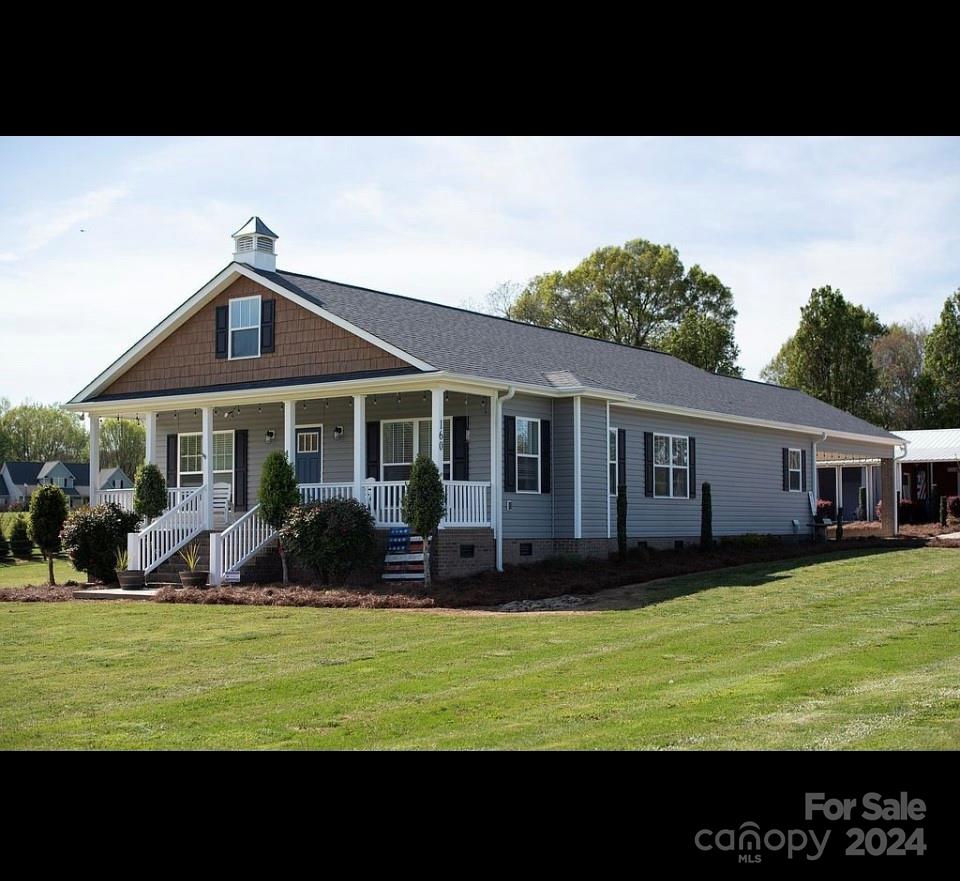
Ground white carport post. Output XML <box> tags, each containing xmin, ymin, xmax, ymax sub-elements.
<box><xmin>143</xmin><ymin>411</ymin><xmax>157</xmax><ymax>466</ymax></box>
<box><xmin>89</xmin><ymin>414</ymin><xmax>100</xmax><ymax>506</ymax></box>
<box><xmin>353</xmin><ymin>394</ymin><xmax>366</xmax><ymax>502</ymax></box>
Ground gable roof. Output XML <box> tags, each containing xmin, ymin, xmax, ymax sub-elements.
<box><xmin>249</xmin><ymin>267</ymin><xmax>898</xmax><ymax>442</ymax></box>
<box><xmin>2</xmin><ymin>461</ymin><xmax>91</xmax><ymax>487</ymax></box>
<box><xmin>2</xmin><ymin>462</ymin><xmax>43</xmax><ymax>486</ymax></box>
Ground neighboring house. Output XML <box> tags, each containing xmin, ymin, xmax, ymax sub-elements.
<box><xmin>817</xmin><ymin>428</ymin><xmax>960</xmax><ymax>522</ymax></box>
<box><xmin>0</xmin><ymin>461</ymin><xmax>132</xmax><ymax>509</ymax></box>
<box><xmin>64</xmin><ymin>217</ymin><xmax>903</xmax><ymax>582</ymax></box>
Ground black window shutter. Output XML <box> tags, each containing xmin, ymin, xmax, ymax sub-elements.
<box><xmin>782</xmin><ymin>448</ymin><xmax>790</xmax><ymax>491</ymax></box>
<box><xmin>644</xmin><ymin>432</ymin><xmax>653</xmax><ymax>497</ymax></box>
<box><xmin>540</xmin><ymin>419</ymin><xmax>551</xmax><ymax>493</ymax></box>
<box><xmin>215</xmin><ymin>305</ymin><xmax>228</xmax><ymax>359</ymax></box>
<box><xmin>689</xmin><ymin>437</ymin><xmax>697</xmax><ymax>498</ymax></box>
<box><xmin>617</xmin><ymin>428</ymin><xmax>626</xmax><ymax>487</ymax></box>
<box><xmin>261</xmin><ymin>299</ymin><xmax>276</xmax><ymax>353</ymax></box>
<box><xmin>503</xmin><ymin>415</ymin><xmax>516</xmax><ymax>493</ymax></box>
<box><xmin>234</xmin><ymin>430</ymin><xmax>249</xmax><ymax>510</ymax></box>
<box><xmin>366</xmin><ymin>421</ymin><xmax>380</xmax><ymax>480</ymax></box>
<box><xmin>452</xmin><ymin>416</ymin><xmax>469</xmax><ymax>480</ymax></box>
<box><xmin>166</xmin><ymin>434</ymin><xmax>178</xmax><ymax>489</ymax></box>
<box><xmin>801</xmin><ymin>448</ymin><xmax>807</xmax><ymax>491</ymax></box>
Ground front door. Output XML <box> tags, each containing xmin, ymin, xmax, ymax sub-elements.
<box><xmin>296</xmin><ymin>428</ymin><xmax>322</xmax><ymax>483</ymax></box>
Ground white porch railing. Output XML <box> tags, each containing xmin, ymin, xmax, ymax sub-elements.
<box><xmin>364</xmin><ymin>481</ymin><xmax>408</xmax><ymax>527</ymax></box>
<box><xmin>443</xmin><ymin>480</ymin><xmax>490</xmax><ymax>527</ymax></box>
<box><xmin>128</xmin><ymin>484</ymin><xmax>206</xmax><ymax>575</ymax></box>
<box><xmin>298</xmin><ymin>483</ymin><xmax>355</xmax><ymax>505</ymax></box>
<box><xmin>96</xmin><ymin>486</ymin><xmax>194</xmax><ymax>513</ymax></box>
<box><xmin>212</xmin><ymin>503</ymin><xmax>277</xmax><ymax>585</ymax></box>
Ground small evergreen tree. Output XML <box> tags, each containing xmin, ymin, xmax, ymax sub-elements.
<box><xmin>401</xmin><ymin>454</ymin><xmax>445</xmax><ymax>585</ymax></box>
<box><xmin>258</xmin><ymin>450</ymin><xmax>300</xmax><ymax>584</ymax></box>
<box><xmin>9</xmin><ymin>515</ymin><xmax>33</xmax><ymax>559</ymax></box>
<box><xmin>0</xmin><ymin>526</ymin><xmax>10</xmax><ymax>561</ymax></box>
<box><xmin>29</xmin><ymin>485</ymin><xmax>69</xmax><ymax>585</ymax></box>
<box><xmin>700</xmin><ymin>482</ymin><xmax>713</xmax><ymax>550</ymax></box>
<box><xmin>133</xmin><ymin>463</ymin><xmax>167</xmax><ymax>521</ymax></box>
<box><xmin>616</xmin><ymin>484</ymin><xmax>628</xmax><ymax>562</ymax></box>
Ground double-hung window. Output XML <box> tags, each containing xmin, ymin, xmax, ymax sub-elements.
<box><xmin>609</xmin><ymin>428</ymin><xmax>618</xmax><ymax>496</ymax></box>
<box><xmin>653</xmin><ymin>433</ymin><xmax>689</xmax><ymax>498</ymax></box>
<box><xmin>381</xmin><ymin>418</ymin><xmax>451</xmax><ymax>481</ymax></box>
<box><xmin>787</xmin><ymin>448</ymin><xmax>802</xmax><ymax>492</ymax></box>
<box><xmin>178</xmin><ymin>431</ymin><xmax>234</xmax><ymax>484</ymax></box>
<box><xmin>516</xmin><ymin>417</ymin><xmax>540</xmax><ymax>493</ymax></box>
<box><xmin>229</xmin><ymin>296</ymin><xmax>261</xmax><ymax>359</ymax></box>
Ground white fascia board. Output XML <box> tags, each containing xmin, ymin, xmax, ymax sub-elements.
<box><xmin>69</xmin><ymin>262</ymin><xmax>435</xmax><ymax>404</ymax></box>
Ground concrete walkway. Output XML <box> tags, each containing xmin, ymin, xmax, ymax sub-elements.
<box><xmin>933</xmin><ymin>532</ymin><xmax>960</xmax><ymax>541</ymax></box>
<box><xmin>73</xmin><ymin>587</ymin><xmax>161</xmax><ymax>600</ymax></box>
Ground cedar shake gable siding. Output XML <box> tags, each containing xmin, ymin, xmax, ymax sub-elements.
<box><xmin>103</xmin><ymin>278</ymin><xmax>409</xmax><ymax>397</ymax></box>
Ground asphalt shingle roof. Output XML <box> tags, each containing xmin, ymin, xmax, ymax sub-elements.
<box><xmin>251</xmin><ymin>267</ymin><xmax>896</xmax><ymax>442</ymax></box>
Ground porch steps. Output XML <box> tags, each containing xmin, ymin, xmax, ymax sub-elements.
<box><xmin>382</xmin><ymin>529</ymin><xmax>425</xmax><ymax>583</ymax></box>
<box><xmin>145</xmin><ymin>531</ymin><xmax>211</xmax><ymax>585</ymax></box>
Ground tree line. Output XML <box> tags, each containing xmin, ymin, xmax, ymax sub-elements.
<box><xmin>0</xmin><ymin>400</ymin><xmax>146</xmax><ymax>477</ymax></box>
<box><xmin>468</xmin><ymin>236</ymin><xmax>958</xmax><ymax>431</ymax></box>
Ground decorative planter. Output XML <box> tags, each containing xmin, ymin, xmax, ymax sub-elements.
<box><xmin>179</xmin><ymin>570</ymin><xmax>209</xmax><ymax>588</ymax></box>
<box><xmin>118</xmin><ymin>569</ymin><xmax>146</xmax><ymax>590</ymax></box>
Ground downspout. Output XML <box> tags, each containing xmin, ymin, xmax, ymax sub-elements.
<box><xmin>495</xmin><ymin>386</ymin><xmax>516</xmax><ymax>572</ymax></box>
<box><xmin>812</xmin><ymin>432</ymin><xmax>826</xmax><ymax>532</ymax></box>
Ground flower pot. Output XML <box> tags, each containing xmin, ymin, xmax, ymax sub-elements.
<box><xmin>179</xmin><ymin>570</ymin><xmax>209</xmax><ymax>588</ymax></box>
<box><xmin>118</xmin><ymin>569</ymin><xmax>146</xmax><ymax>590</ymax></box>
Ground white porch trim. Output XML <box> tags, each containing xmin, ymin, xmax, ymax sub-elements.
<box><xmin>573</xmin><ymin>395</ymin><xmax>582</xmax><ymax>539</ymax></box>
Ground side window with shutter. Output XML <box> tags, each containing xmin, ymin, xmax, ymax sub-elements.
<box><xmin>215</xmin><ymin>305</ymin><xmax>228</xmax><ymax>359</ymax></box>
<box><xmin>503</xmin><ymin>415</ymin><xmax>516</xmax><ymax>493</ymax></box>
<box><xmin>261</xmin><ymin>299</ymin><xmax>276</xmax><ymax>353</ymax></box>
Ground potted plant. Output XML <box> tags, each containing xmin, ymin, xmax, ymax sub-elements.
<box><xmin>178</xmin><ymin>541</ymin><xmax>208</xmax><ymax>588</ymax></box>
<box><xmin>115</xmin><ymin>546</ymin><xmax>145</xmax><ymax>590</ymax></box>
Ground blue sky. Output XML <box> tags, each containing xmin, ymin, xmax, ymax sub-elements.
<box><xmin>2</xmin><ymin>136</ymin><xmax>958</xmax><ymax>406</ymax></box>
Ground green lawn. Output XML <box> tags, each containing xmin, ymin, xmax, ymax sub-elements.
<box><xmin>1</xmin><ymin>547</ymin><xmax>958</xmax><ymax>749</ymax></box>
<box><xmin>0</xmin><ymin>556</ymin><xmax>80</xmax><ymax>587</ymax></box>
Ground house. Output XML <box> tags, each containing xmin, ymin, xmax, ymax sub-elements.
<box><xmin>63</xmin><ymin>217</ymin><xmax>903</xmax><ymax>584</ymax></box>
<box><xmin>0</xmin><ymin>461</ymin><xmax>133</xmax><ymax>509</ymax></box>
<box><xmin>817</xmin><ymin>428</ymin><xmax>960</xmax><ymax>522</ymax></box>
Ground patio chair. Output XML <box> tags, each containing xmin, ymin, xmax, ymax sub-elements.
<box><xmin>212</xmin><ymin>482</ymin><xmax>233</xmax><ymax>528</ymax></box>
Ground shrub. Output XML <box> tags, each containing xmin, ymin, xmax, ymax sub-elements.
<box><xmin>133</xmin><ymin>463</ymin><xmax>167</xmax><ymax>521</ymax></box>
<box><xmin>700</xmin><ymin>482</ymin><xmax>713</xmax><ymax>550</ymax></box>
<box><xmin>400</xmin><ymin>454</ymin><xmax>445</xmax><ymax>585</ymax></box>
<box><xmin>60</xmin><ymin>502</ymin><xmax>141</xmax><ymax>583</ymax></box>
<box><xmin>948</xmin><ymin>496</ymin><xmax>960</xmax><ymax>520</ymax></box>
<box><xmin>617</xmin><ymin>484</ymin><xmax>628</xmax><ymax>561</ymax></box>
<box><xmin>280</xmin><ymin>497</ymin><xmax>376</xmax><ymax>584</ymax></box>
<box><xmin>816</xmin><ymin>499</ymin><xmax>835</xmax><ymax>520</ymax></box>
<box><xmin>9</xmin><ymin>516</ymin><xmax>33</xmax><ymax>559</ymax></box>
<box><xmin>258</xmin><ymin>451</ymin><xmax>300</xmax><ymax>584</ymax></box>
<box><xmin>940</xmin><ymin>495</ymin><xmax>948</xmax><ymax>527</ymax></box>
<box><xmin>0</xmin><ymin>528</ymin><xmax>10</xmax><ymax>561</ymax></box>
<box><xmin>29</xmin><ymin>485</ymin><xmax>69</xmax><ymax>585</ymax></box>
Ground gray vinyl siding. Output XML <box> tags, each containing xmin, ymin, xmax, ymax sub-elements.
<box><xmin>552</xmin><ymin>398</ymin><xmax>574</xmax><ymax>537</ymax></box>
<box><xmin>580</xmin><ymin>397</ymin><xmax>608</xmax><ymax>538</ymax></box>
<box><xmin>502</xmin><ymin>392</ymin><xmax>553</xmax><ymax>539</ymax></box>
<box><xmin>608</xmin><ymin>406</ymin><xmax>816</xmax><ymax>537</ymax></box>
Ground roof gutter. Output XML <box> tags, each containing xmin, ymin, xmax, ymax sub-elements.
<box><xmin>494</xmin><ymin>386</ymin><xmax>516</xmax><ymax>573</ymax></box>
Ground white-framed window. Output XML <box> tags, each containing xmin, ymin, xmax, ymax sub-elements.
<box><xmin>516</xmin><ymin>417</ymin><xmax>540</xmax><ymax>493</ymax></box>
<box><xmin>381</xmin><ymin>418</ymin><xmax>452</xmax><ymax>481</ymax></box>
<box><xmin>178</xmin><ymin>431</ymin><xmax>234</xmax><ymax>482</ymax></box>
<box><xmin>228</xmin><ymin>295</ymin><xmax>261</xmax><ymax>359</ymax></box>
<box><xmin>653</xmin><ymin>433</ymin><xmax>689</xmax><ymax>499</ymax></box>
<box><xmin>609</xmin><ymin>428</ymin><xmax>618</xmax><ymax>496</ymax></box>
<box><xmin>297</xmin><ymin>431</ymin><xmax>320</xmax><ymax>454</ymax></box>
<box><xmin>787</xmin><ymin>448</ymin><xmax>802</xmax><ymax>492</ymax></box>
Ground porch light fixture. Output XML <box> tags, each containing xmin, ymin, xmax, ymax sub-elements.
<box><xmin>264</xmin><ymin>429</ymin><xmax>276</xmax><ymax>444</ymax></box>
<box><xmin>258</xmin><ymin>405</ymin><xmax>262</xmax><ymax>413</ymax></box>
<box><xmin>333</xmin><ymin>425</ymin><xmax>344</xmax><ymax>439</ymax></box>
<box><xmin>373</xmin><ymin>395</ymin><xmax>377</xmax><ymax>405</ymax></box>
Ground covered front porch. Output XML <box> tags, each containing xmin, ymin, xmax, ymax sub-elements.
<box><xmin>85</xmin><ymin>380</ymin><xmax>498</xmax><ymax>583</ymax></box>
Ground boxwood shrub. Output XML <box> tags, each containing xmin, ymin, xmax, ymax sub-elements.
<box><xmin>60</xmin><ymin>502</ymin><xmax>142</xmax><ymax>583</ymax></box>
<box><xmin>280</xmin><ymin>497</ymin><xmax>376</xmax><ymax>584</ymax></box>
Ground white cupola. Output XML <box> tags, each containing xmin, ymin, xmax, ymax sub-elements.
<box><xmin>232</xmin><ymin>217</ymin><xmax>278</xmax><ymax>271</ymax></box>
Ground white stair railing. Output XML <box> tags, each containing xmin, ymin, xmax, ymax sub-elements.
<box><xmin>128</xmin><ymin>484</ymin><xmax>206</xmax><ymax>575</ymax></box>
<box><xmin>213</xmin><ymin>503</ymin><xmax>277</xmax><ymax>585</ymax></box>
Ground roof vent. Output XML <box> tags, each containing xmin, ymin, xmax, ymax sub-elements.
<box><xmin>232</xmin><ymin>217</ymin><xmax>278</xmax><ymax>271</ymax></box>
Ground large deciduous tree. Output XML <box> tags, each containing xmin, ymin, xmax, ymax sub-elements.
<box><xmin>925</xmin><ymin>290</ymin><xmax>960</xmax><ymax>426</ymax></box>
<box><xmin>498</xmin><ymin>239</ymin><xmax>740</xmax><ymax>374</ymax></box>
<box><xmin>870</xmin><ymin>320</ymin><xmax>932</xmax><ymax>429</ymax></box>
<box><xmin>0</xmin><ymin>401</ymin><xmax>88</xmax><ymax>462</ymax></box>
<box><xmin>101</xmin><ymin>418</ymin><xmax>146</xmax><ymax>479</ymax></box>
<box><xmin>760</xmin><ymin>286</ymin><xmax>885</xmax><ymax>420</ymax></box>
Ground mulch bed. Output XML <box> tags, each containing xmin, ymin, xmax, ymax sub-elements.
<box><xmin>153</xmin><ymin>585</ymin><xmax>436</xmax><ymax>608</ymax></box>
<box><xmin>0</xmin><ymin>584</ymin><xmax>81</xmax><ymax>602</ymax></box>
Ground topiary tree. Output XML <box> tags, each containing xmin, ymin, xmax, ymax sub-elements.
<box><xmin>133</xmin><ymin>463</ymin><xmax>167</xmax><ymax>522</ymax></box>
<box><xmin>616</xmin><ymin>483</ymin><xmax>628</xmax><ymax>562</ymax></box>
<box><xmin>401</xmin><ymin>454</ymin><xmax>445</xmax><ymax>585</ymax></box>
<box><xmin>258</xmin><ymin>450</ymin><xmax>300</xmax><ymax>584</ymax></box>
<box><xmin>280</xmin><ymin>497</ymin><xmax>376</xmax><ymax>583</ymax></box>
<box><xmin>700</xmin><ymin>481</ymin><xmax>713</xmax><ymax>550</ymax></box>
<box><xmin>29</xmin><ymin>485</ymin><xmax>69</xmax><ymax>585</ymax></box>
<box><xmin>60</xmin><ymin>502</ymin><xmax>142</xmax><ymax>583</ymax></box>
<box><xmin>9</xmin><ymin>515</ymin><xmax>33</xmax><ymax>559</ymax></box>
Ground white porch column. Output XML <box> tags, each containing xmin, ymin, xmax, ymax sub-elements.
<box><xmin>573</xmin><ymin>396</ymin><xmax>582</xmax><ymax>539</ymax></box>
<box><xmin>283</xmin><ymin>400</ymin><xmax>296</xmax><ymax>466</ymax></box>
<box><xmin>201</xmin><ymin>406</ymin><xmax>214</xmax><ymax>529</ymax></box>
<box><xmin>143</xmin><ymin>411</ymin><xmax>157</xmax><ymax>467</ymax></box>
<box><xmin>431</xmin><ymin>388</ymin><xmax>444</xmax><ymax>473</ymax></box>
<box><xmin>353</xmin><ymin>394</ymin><xmax>366</xmax><ymax>501</ymax></box>
<box><xmin>89</xmin><ymin>414</ymin><xmax>100</xmax><ymax>505</ymax></box>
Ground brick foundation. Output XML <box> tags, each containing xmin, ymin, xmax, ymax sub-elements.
<box><xmin>432</xmin><ymin>528</ymin><xmax>496</xmax><ymax>578</ymax></box>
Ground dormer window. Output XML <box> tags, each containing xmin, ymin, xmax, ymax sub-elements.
<box><xmin>229</xmin><ymin>295</ymin><xmax>261</xmax><ymax>359</ymax></box>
